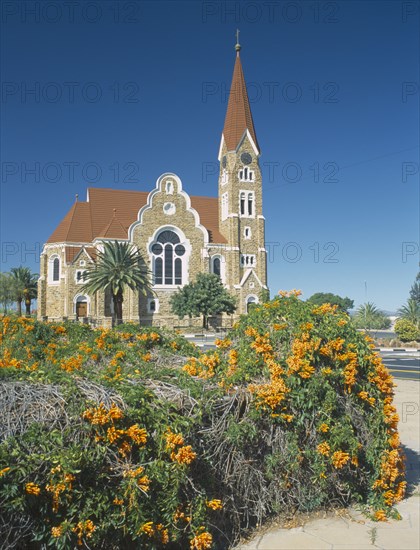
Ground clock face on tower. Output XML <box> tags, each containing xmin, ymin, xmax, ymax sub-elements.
<box><xmin>241</xmin><ymin>152</ymin><xmax>252</xmax><ymax>165</ymax></box>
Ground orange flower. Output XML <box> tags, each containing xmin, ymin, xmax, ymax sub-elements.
<box><xmin>207</xmin><ymin>499</ymin><xmax>223</xmax><ymax>510</ymax></box>
<box><xmin>312</xmin><ymin>303</ymin><xmax>338</xmax><ymax>315</ymax></box>
<box><xmin>140</xmin><ymin>521</ymin><xmax>154</xmax><ymax>536</ymax></box>
<box><xmin>0</xmin><ymin>467</ymin><xmax>10</xmax><ymax>478</ymax></box>
<box><xmin>374</xmin><ymin>509</ymin><xmax>388</xmax><ymax>522</ymax></box>
<box><xmin>165</xmin><ymin>428</ymin><xmax>184</xmax><ymax>450</ymax></box>
<box><xmin>72</xmin><ymin>519</ymin><xmax>95</xmax><ymax>545</ymax></box>
<box><xmin>317</xmin><ymin>442</ymin><xmax>330</xmax><ymax>456</ymax></box>
<box><xmin>183</xmin><ymin>357</ymin><xmax>198</xmax><ymax>376</ymax></box>
<box><xmin>319</xmin><ymin>423</ymin><xmax>329</xmax><ymax>433</ymax></box>
<box><xmin>190</xmin><ymin>530</ymin><xmax>213</xmax><ymax>550</ymax></box>
<box><xmin>25</xmin><ymin>482</ymin><xmax>41</xmax><ymax>496</ymax></box>
<box><xmin>118</xmin><ymin>441</ymin><xmax>132</xmax><ymax>457</ymax></box>
<box><xmin>331</xmin><ymin>451</ymin><xmax>350</xmax><ymax>469</ymax></box>
<box><xmin>215</xmin><ymin>338</ymin><xmax>231</xmax><ymax>349</ymax></box>
<box><xmin>106</xmin><ymin>426</ymin><xmax>124</xmax><ymax>444</ymax></box>
<box><xmin>171</xmin><ymin>445</ymin><xmax>197</xmax><ymax>465</ymax></box>
<box><xmin>126</xmin><ymin>424</ymin><xmax>147</xmax><ymax>445</ymax></box>
<box><xmin>51</xmin><ymin>526</ymin><xmax>63</xmax><ymax>538</ymax></box>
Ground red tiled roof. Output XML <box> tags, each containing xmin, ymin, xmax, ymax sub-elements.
<box><xmin>47</xmin><ymin>187</ymin><xmax>226</xmax><ymax>245</ymax></box>
<box><xmin>222</xmin><ymin>52</ymin><xmax>260</xmax><ymax>153</ymax></box>
<box><xmin>47</xmin><ymin>202</ymin><xmax>93</xmax><ymax>244</ymax></box>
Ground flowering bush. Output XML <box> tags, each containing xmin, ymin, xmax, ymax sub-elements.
<box><xmin>191</xmin><ymin>291</ymin><xmax>405</xmax><ymax>528</ymax></box>
<box><xmin>0</xmin><ymin>297</ymin><xmax>406</xmax><ymax>548</ymax></box>
<box><xmin>394</xmin><ymin>318</ymin><xmax>420</xmax><ymax>342</ymax></box>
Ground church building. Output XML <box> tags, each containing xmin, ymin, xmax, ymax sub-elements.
<box><xmin>37</xmin><ymin>40</ymin><xmax>268</xmax><ymax>328</ymax></box>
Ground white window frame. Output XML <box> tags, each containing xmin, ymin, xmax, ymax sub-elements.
<box><xmin>240</xmin><ymin>254</ymin><xmax>256</xmax><ymax>268</ymax></box>
<box><xmin>221</xmin><ymin>168</ymin><xmax>229</xmax><ymax>186</ymax></box>
<box><xmin>75</xmin><ymin>270</ymin><xmax>88</xmax><ymax>284</ymax></box>
<box><xmin>221</xmin><ymin>192</ymin><xmax>228</xmax><ymax>221</ymax></box>
<box><xmin>239</xmin><ymin>191</ymin><xmax>255</xmax><ymax>218</ymax></box>
<box><xmin>244</xmin><ymin>226</ymin><xmax>252</xmax><ymax>239</ymax></box>
<box><xmin>149</xmin><ymin>227</ymin><xmax>191</xmax><ymax>289</ymax></box>
<box><xmin>147</xmin><ymin>298</ymin><xmax>159</xmax><ymax>313</ymax></box>
<box><xmin>238</xmin><ymin>166</ymin><xmax>255</xmax><ymax>182</ymax></box>
<box><xmin>48</xmin><ymin>255</ymin><xmax>60</xmax><ymax>285</ymax></box>
<box><xmin>211</xmin><ymin>254</ymin><xmax>226</xmax><ymax>284</ymax></box>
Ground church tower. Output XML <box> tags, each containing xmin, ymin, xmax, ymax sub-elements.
<box><xmin>218</xmin><ymin>36</ymin><xmax>268</xmax><ymax>313</ymax></box>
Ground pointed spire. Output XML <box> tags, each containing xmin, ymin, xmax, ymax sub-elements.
<box><xmin>222</xmin><ymin>36</ymin><xmax>260</xmax><ymax>154</ymax></box>
<box><xmin>235</xmin><ymin>29</ymin><xmax>241</xmax><ymax>54</ymax></box>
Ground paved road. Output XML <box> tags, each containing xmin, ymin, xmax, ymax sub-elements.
<box><xmin>381</xmin><ymin>353</ymin><xmax>420</xmax><ymax>381</ymax></box>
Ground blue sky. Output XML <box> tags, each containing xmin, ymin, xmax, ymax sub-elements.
<box><xmin>1</xmin><ymin>0</ymin><xmax>419</xmax><ymax>312</ymax></box>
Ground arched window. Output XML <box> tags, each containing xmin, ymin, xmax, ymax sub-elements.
<box><xmin>53</xmin><ymin>258</ymin><xmax>60</xmax><ymax>281</ymax></box>
<box><xmin>221</xmin><ymin>192</ymin><xmax>228</xmax><ymax>220</ymax></box>
<box><xmin>238</xmin><ymin>166</ymin><xmax>254</xmax><ymax>182</ymax></box>
<box><xmin>240</xmin><ymin>192</ymin><xmax>246</xmax><ymax>216</ymax></box>
<box><xmin>152</xmin><ymin>230</ymin><xmax>186</xmax><ymax>286</ymax></box>
<box><xmin>213</xmin><ymin>257</ymin><xmax>221</xmax><ymax>278</ymax></box>
<box><xmin>246</xmin><ymin>295</ymin><xmax>258</xmax><ymax>313</ymax></box>
<box><xmin>211</xmin><ymin>255</ymin><xmax>225</xmax><ymax>283</ymax></box>
<box><xmin>48</xmin><ymin>255</ymin><xmax>60</xmax><ymax>284</ymax></box>
<box><xmin>221</xmin><ymin>169</ymin><xmax>229</xmax><ymax>185</ymax></box>
<box><xmin>239</xmin><ymin>191</ymin><xmax>254</xmax><ymax>217</ymax></box>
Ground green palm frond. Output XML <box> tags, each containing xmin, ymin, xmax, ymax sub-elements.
<box><xmin>81</xmin><ymin>241</ymin><xmax>151</xmax><ymax>298</ymax></box>
<box><xmin>397</xmin><ymin>299</ymin><xmax>420</xmax><ymax>326</ymax></box>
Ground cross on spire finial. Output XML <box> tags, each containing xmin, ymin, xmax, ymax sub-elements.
<box><xmin>235</xmin><ymin>29</ymin><xmax>241</xmax><ymax>53</ymax></box>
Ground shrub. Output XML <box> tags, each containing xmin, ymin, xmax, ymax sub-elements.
<box><xmin>0</xmin><ymin>298</ymin><xmax>406</xmax><ymax>548</ymax></box>
<box><xmin>394</xmin><ymin>319</ymin><xmax>420</xmax><ymax>342</ymax></box>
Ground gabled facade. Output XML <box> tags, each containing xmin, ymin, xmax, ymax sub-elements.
<box><xmin>38</xmin><ymin>41</ymin><xmax>268</xmax><ymax>328</ymax></box>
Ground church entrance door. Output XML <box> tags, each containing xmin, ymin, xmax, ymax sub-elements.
<box><xmin>76</xmin><ymin>301</ymin><xmax>87</xmax><ymax>318</ymax></box>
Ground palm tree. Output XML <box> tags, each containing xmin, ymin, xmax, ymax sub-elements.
<box><xmin>23</xmin><ymin>272</ymin><xmax>38</xmax><ymax>316</ymax></box>
<box><xmin>397</xmin><ymin>298</ymin><xmax>420</xmax><ymax>327</ymax></box>
<box><xmin>354</xmin><ymin>302</ymin><xmax>390</xmax><ymax>330</ymax></box>
<box><xmin>10</xmin><ymin>267</ymin><xmax>39</xmax><ymax>316</ymax></box>
<box><xmin>81</xmin><ymin>241</ymin><xmax>151</xmax><ymax>326</ymax></box>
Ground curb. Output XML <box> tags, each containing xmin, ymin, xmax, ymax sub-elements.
<box><xmin>373</xmin><ymin>347</ymin><xmax>420</xmax><ymax>352</ymax></box>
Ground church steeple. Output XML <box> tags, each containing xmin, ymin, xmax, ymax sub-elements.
<box><xmin>221</xmin><ymin>36</ymin><xmax>260</xmax><ymax>155</ymax></box>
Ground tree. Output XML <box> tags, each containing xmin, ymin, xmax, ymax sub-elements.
<box><xmin>82</xmin><ymin>241</ymin><xmax>151</xmax><ymax>326</ymax></box>
<box><xmin>352</xmin><ymin>302</ymin><xmax>391</xmax><ymax>330</ymax></box>
<box><xmin>0</xmin><ymin>272</ymin><xmax>14</xmax><ymax>314</ymax></box>
<box><xmin>23</xmin><ymin>271</ymin><xmax>38</xmax><ymax>315</ymax></box>
<box><xmin>409</xmin><ymin>272</ymin><xmax>420</xmax><ymax>305</ymax></box>
<box><xmin>397</xmin><ymin>298</ymin><xmax>420</xmax><ymax>327</ymax></box>
<box><xmin>10</xmin><ymin>267</ymin><xmax>38</xmax><ymax>316</ymax></box>
<box><xmin>170</xmin><ymin>273</ymin><xmax>236</xmax><ymax>329</ymax></box>
<box><xmin>307</xmin><ymin>292</ymin><xmax>354</xmax><ymax>312</ymax></box>
<box><xmin>394</xmin><ymin>319</ymin><xmax>420</xmax><ymax>342</ymax></box>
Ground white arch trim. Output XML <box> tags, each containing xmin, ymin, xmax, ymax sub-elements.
<box><xmin>73</xmin><ymin>293</ymin><xmax>91</xmax><ymax>315</ymax></box>
<box><xmin>128</xmin><ymin>173</ymin><xmax>209</xmax><ymax>245</ymax></box>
